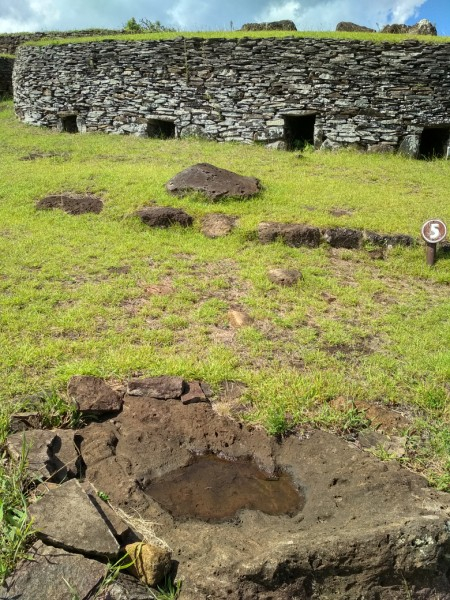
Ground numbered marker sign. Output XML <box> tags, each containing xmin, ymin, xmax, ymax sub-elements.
<box><xmin>421</xmin><ymin>219</ymin><xmax>447</xmax><ymax>244</ymax></box>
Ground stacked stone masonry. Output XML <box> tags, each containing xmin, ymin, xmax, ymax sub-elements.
<box><xmin>13</xmin><ymin>37</ymin><xmax>450</xmax><ymax>156</ymax></box>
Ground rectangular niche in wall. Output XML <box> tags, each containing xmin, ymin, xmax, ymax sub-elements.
<box><xmin>147</xmin><ymin>119</ymin><xmax>176</xmax><ymax>139</ymax></box>
<box><xmin>419</xmin><ymin>126</ymin><xmax>450</xmax><ymax>159</ymax></box>
<box><xmin>60</xmin><ymin>114</ymin><xmax>79</xmax><ymax>134</ymax></box>
<box><xmin>283</xmin><ymin>112</ymin><xmax>316</xmax><ymax>150</ymax></box>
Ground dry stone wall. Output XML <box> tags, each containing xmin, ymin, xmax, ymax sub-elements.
<box><xmin>13</xmin><ymin>36</ymin><xmax>450</xmax><ymax>155</ymax></box>
<box><xmin>0</xmin><ymin>30</ymin><xmax>121</xmax><ymax>55</ymax></box>
<box><xmin>0</xmin><ymin>57</ymin><xmax>14</xmax><ymax>96</ymax></box>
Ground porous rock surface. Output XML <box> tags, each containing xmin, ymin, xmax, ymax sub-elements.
<box><xmin>258</xmin><ymin>222</ymin><xmax>321</xmax><ymax>248</ymax></box>
<box><xmin>73</xmin><ymin>388</ymin><xmax>450</xmax><ymax>599</ymax></box>
<box><xmin>1</xmin><ymin>540</ymin><xmax>106</xmax><ymax>600</ymax></box>
<box><xmin>135</xmin><ymin>206</ymin><xmax>193</xmax><ymax>228</ymax></box>
<box><xmin>336</xmin><ymin>21</ymin><xmax>376</xmax><ymax>32</ymax></box>
<box><xmin>382</xmin><ymin>19</ymin><xmax>437</xmax><ymax>36</ymax></box>
<box><xmin>166</xmin><ymin>163</ymin><xmax>261</xmax><ymax>201</ymax></box>
<box><xmin>241</xmin><ymin>20</ymin><xmax>297</xmax><ymax>31</ymax></box>
<box><xmin>36</xmin><ymin>193</ymin><xmax>103</xmax><ymax>214</ymax></box>
<box><xmin>68</xmin><ymin>375</ymin><xmax>123</xmax><ymax>414</ymax></box>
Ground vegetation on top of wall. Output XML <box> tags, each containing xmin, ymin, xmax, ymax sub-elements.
<box><xmin>0</xmin><ymin>54</ymin><xmax>14</xmax><ymax>59</ymax></box>
<box><xmin>23</xmin><ymin>29</ymin><xmax>450</xmax><ymax>47</ymax></box>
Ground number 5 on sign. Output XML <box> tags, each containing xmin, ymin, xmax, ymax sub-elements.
<box><xmin>421</xmin><ymin>219</ymin><xmax>447</xmax><ymax>265</ymax></box>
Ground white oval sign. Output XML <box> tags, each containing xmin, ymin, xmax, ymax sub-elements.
<box><xmin>421</xmin><ymin>219</ymin><xmax>447</xmax><ymax>244</ymax></box>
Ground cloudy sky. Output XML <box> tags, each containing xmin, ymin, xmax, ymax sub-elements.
<box><xmin>0</xmin><ymin>0</ymin><xmax>448</xmax><ymax>35</ymax></box>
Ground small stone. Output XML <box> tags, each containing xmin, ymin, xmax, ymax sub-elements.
<box><xmin>67</xmin><ymin>375</ymin><xmax>123</xmax><ymax>415</ymax></box>
<box><xmin>181</xmin><ymin>381</ymin><xmax>208</xmax><ymax>405</ymax></box>
<box><xmin>1</xmin><ymin>540</ymin><xmax>106</xmax><ymax>600</ymax></box>
<box><xmin>265</xmin><ymin>141</ymin><xmax>287</xmax><ymax>151</ymax></box>
<box><xmin>135</xmin><ymin>206</ymin><xmax>193</xmax><ymax>228</ymax></box>
<box><xmin>228</xmin><ymin>309</ymin><xmax>253</xmax><ymax>328</ymax></box>
<box><xmin>268</xmin><ymin>268</ymin><xmax>302</xmax><ymax>286</ymax></box>
<box><xmin>125</xmin><ymin>542</ymin><xmax>172</xmax><ymax>587</ymax></box>
<box><xmin>127</xmin><ymin>376</ymin><xmax>185</xmax><ymax>399</ymax></box>
<box><xmin>36</xmin><ymin>194</ymin><xmax>103</xmax><ymax>215</ymax></box>
<box><xmin>166</xmin><ymin>163</ymin><xmax>261</xmax><ymax>201</ymax></box>
<box><xmin>202</xmin><ymin>213</ymin><xmax>236</xmax><ymax>238</ymax></box>
<box><xmin>29</xmin><ymin>479</ymin><xmax>120</xmax><ymax>558</ymax></box>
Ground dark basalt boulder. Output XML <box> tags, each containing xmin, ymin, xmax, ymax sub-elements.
<box><xmin>241</xmin><ymin>20</ymin><xmax>297</xmax><ymax>31</ymax></box>
<box><xmin>336</xmin><ymin>21</ymin><xmax>376</xmax><ymax>32</ymax></box>
<box><xmin>135</xmin><ymin>206</ymin><xmax>193</xmax><ymax>228</ymax></box>
<box><xmin>166</xmin><ymin>163</ymin><xmax>261</xmax><ymax>201</ymax></box>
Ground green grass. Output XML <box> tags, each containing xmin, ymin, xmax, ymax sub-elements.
<box><xmin>24</xmin><ymin>30</ymin><xmax>450</xmax><ymax>47</ymax></box>
<box><xmin>0</xmin><ymin>94</ymin><xmax>449</xmax><ymax>539</ymax></box>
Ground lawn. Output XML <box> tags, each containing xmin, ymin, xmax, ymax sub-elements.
<box><xmin>0</xmin><ymin>96</ymin><xmax>449</xmax><ymax>493</ymax></box>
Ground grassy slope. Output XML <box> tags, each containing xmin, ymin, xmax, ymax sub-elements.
<box><xmin>23</xmin><ymin>30</ymin><xmax>450</xmax><ymax>46</ymax></box>
<box><xmin>0</xmin><ymin>100</ymin><xmax>449</xmax><ymax>494</ymax></box>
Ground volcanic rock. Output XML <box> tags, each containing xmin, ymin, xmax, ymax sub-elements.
<box><xmin>127</xmin><ymin>375</ymin><xmax>185</xmax><ymax>399</ymax></box>
<box><xmin>336</xmin><ymin>21</ymin><xmax>376</xmax><ymax>32</ymax></box>
<box><xmin>258</xmin><ymin>222</ymin><xmax>321</xmax><ymax>248</ymax></box>
<box><xmin>268</xmin><ymin>268</ymin><xmax>303</xmax><ymax>286</ymax></box>
<box><xmin>324</xmin><ymin>227</ymin><xmax>363</xmax><ymax>249</ymax></box>
<box><xmin>365</xmin><ymin>230</ymin><xmax>415</xmax><ymax>247</ymax></box>
<box><xmin>36</xmin><ymin>193</ymin><xmax>103</xmax><ymax>215</ymax></box>
<box><xmin>382</xmin><ymin>20</ymin><xmax>437</xmax><ymax>35</ymax></box>
<box><xmin>202</xmin><ymin>213</ymin><xmax>237</xmax><ymax>238</ymax></box>
<box><xmin>241</xmin><ymin>20</ymin><xmax>297</xmax><ymax>31</ymax></box>
<box><xmin>74</xmin><ymin>397</ymin><xmax>450</xmax><ymax>599</ymax></box>
<box><xmin>135</xmin><ymin>206</ymin><xmax>193</xmax><ymax>228</ymax></box>
<box><xmin>166</xmin><ymin>163</ymin><xmax>261</xmax><ymax>201</ymax></box>
<box><xmin>68</xmin><ymin>375</ymin><xmax>123</xmax><ymax>415</ymax></box>
<box><xmin>1</xmin><ymin>541</ymin><xmax>106</xmax><ymax>600</ymax></box>
<box><xmin>181</xmin><ymin>381</ymin><xmax>208</xmax><ymax>405</ymax></box>
<box><xmin>28</xmin><ymin>478</ymin><xmax>120</xmax><ymax>558</ymax></box>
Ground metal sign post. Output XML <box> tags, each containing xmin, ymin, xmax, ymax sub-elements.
<box><xmin>421</xmin><ymin>219</ymin><xmax>447</xmax><ymax>266</ymax></box>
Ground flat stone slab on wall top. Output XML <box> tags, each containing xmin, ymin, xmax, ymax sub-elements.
<box><xmin>68</xmin><ymin>375</ymin><xmax>123</xmax><ymax>415</ymax></box>
<box><xmin>166</xmin><ymin>163</ymin><xmax>261</xmax><ymax>201</ymax></box>
<box><xmin>335</xmin><ymin>21</ymin><xmax>376</xmax><ymax>32</ymax></box>
<box><xmin>1</xmin><ymin>540</ymin><xmax>106</xmax><ymax>600</ymax></box>
<box><xmin>76</xmin><ymin>396</ymin><xmax>450</xmax><ymax>599</ymax></box>
<box><xmin>36</xmin><ymin>193</ymin><xmax>103</xmax><ymax>215</ymax></box>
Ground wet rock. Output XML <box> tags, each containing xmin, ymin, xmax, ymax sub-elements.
<box><xmin>68</xmin><ymin>375</ymin><xmax>123</xmax><ymax>415</ymax></box>
<box><xmin>36</xmin><ymin>193</ymin><xmax>103</xmax><ymax>215</ymax></box>
<box><xmin>324</xmin><ymin>227</ymin><xmax>363</xmax><ymax>249</ymax></box>
<box><xmin>135</xmin><ymin>206</ymin><xmax>193</xmax><ymax>228</ymax></box>
<box><xmin>76</xmin><ymin>397</ymin><xmax>450</xmax><ymax>600</ymax></box>
<box><xmin>336</xmin><ymin>21</ymin><xmax>376</xmax><ymax>32</ymax></box>
<box><xmin>181</xmin><ymin>381</ymin><xmax>208</xmax><ymax>405</ymax></box>
<box><xmin>202</xmin><ymin>213</ymin><xmax>236</xmax><ymax>238</ymax></box>
<box><xmin>227</xmin><ymin>309</ymin><xmax>253</xmax><ymax>328</ymax></box>
<box><xmin>268</xmin><ymin>268</ymin><xmax>303</xmax><ymax>286</ymax></box>
<box><xmin>125</xmin><ymin>542</ymin><xmax>172</xmax><ymax>587</ymax></box>
<box><xmin>127</xmin><ymin>376</ymin><xmax>185</xmax><ymax>399</ymax></box>
<box><xmin>1</xmin><ymin>540</ymin><xmax>106</xmax><ymax>600</ymax></box>
<box><xmin>241</xmin><ymin>20</ymin><xmax>297</xmax><ymax>31</ymax></box>
<box><xmin>365</xmin><ymin>231</ymin><xmax>416</xmax><ymax>247</ymax></box>
<box><xmin>166</xmin><ymin>163</ymin><xmax>261</xmax><ymax>201</ymax></box>
<box><xmin>258</xmin><ymin>222</ymin><xmax>321</xmax><ymax>248</ymax></box>
<box><xmin>28</xmin><ymin>478</ymin><xmax>120</xmax><ymax>559</ymax></box>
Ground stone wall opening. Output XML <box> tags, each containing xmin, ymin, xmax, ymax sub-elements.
<box><xmin>60</xmin><ymin>114</ymin><xmax>79</xmax><ymax>134</ymax></box>
<box><xmin>419</xmin><ymin>126</ymin><xmax>450</xmax><ymax>159</ymax></box>
<box><xmin>147</xmin><ymin>119</ymin><xmax>176</xmax><ymax>139</ymax></box>
<box><xmin>283</xmin><ymin>113</ymin><xmax>316</xmax><ymax>150</ymax></box>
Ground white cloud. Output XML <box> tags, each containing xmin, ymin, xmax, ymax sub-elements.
<box><xmin>0</xmin><ymin>0</ymin><xmax>430</xmax><ymax>33</ymax></box>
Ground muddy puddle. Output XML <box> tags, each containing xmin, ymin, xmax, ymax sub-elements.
<box><xmin>145</xmin><ymin>454</ymin><xmax>304</xmax><ymax>522</ymax></box>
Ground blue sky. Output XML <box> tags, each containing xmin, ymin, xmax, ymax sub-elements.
<box><xmin>0</xmin><ymin>0</ymin><xmax>448</xmax><ymax>35</ymax></box>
